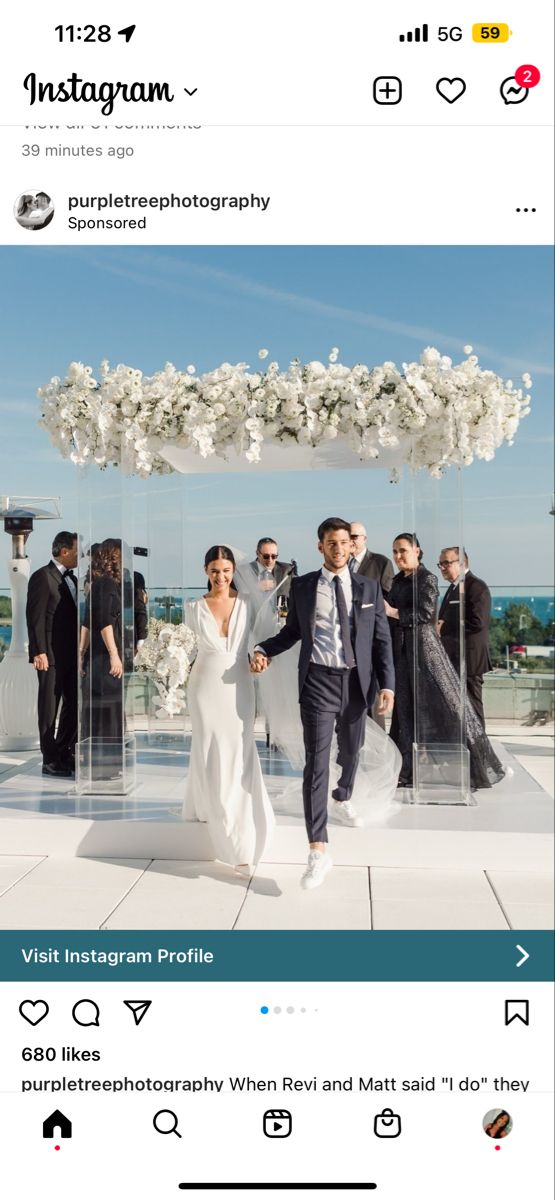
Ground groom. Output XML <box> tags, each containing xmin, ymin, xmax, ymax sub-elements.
<box><xmin>251</xmin><ymin>517</ymin><xmax>395</xmax><ymax>890</ymax></box>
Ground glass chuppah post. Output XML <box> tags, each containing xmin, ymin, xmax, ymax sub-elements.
<box><xmin>403</xmin><ymin>463</ymin><xmax>472</xmax><ymax>805</ymax></box>
<box><xmin>76</xmin><ymin>455</ymin><xmax>136</xmax><ymax>796</ymax></box>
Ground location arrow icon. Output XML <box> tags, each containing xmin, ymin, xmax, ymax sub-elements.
<box><xmin>123</xmin><ymin>1000</ymin><xmax>152</xmax><ymax>1026</ymax></box>
<box><xmin>117</xmin><ymin>25</ymin><xmax>136</xmax><ymax>43</ymax></box>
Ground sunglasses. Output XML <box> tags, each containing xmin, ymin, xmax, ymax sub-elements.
<box><xmin>438</xmin><ymin>560</ymin><xmax>459</xmax><ymax>568</ymax></box>
<box><xmin>261</xmin><ymin>553</ymin><xmax>278</xmax><ymax>560</ymax></box>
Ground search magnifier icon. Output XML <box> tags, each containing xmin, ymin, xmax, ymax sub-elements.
<box><xmin>153</xmin><ymin>1109</ymin><xmax>182</xmax><ymax>1138</ymax></box>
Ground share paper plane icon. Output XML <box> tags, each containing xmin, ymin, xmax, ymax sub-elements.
<box><xmin>123</xmin><ymin>1000</ymin><xmax>152</xmax><ymax>1026</ymax></box>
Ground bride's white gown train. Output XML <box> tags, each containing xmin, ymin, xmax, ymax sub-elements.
<box><xmin>183</xmin><ymin>595</ymin><xmax>275</xmax><ymax>866</ymax></box>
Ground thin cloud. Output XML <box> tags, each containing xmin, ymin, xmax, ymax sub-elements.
<box><xmin>59</xmin><ymin>247</ymin><xmax>554</xmax><ymax>378</ymax></box>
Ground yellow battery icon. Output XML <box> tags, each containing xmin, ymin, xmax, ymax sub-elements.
<box><xmin>472</xmin><ymin>23</ymin><xmax>512</xmax><ymax>41</ymax></box>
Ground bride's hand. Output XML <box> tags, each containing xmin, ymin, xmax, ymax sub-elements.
<box><xmin>250</xmin><ymin>652</ymin><xmax>270</xmax><ymax>673</ymax></box>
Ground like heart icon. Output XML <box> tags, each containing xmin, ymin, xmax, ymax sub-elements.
<box><xmin>19</xmin><ymin>999</ymin><xmax>49</xmax><ymax>1025</ymax></box>
<box><xmin>436</xmin><ymin>77</ymin><xmax>466</xmax><ymax>104</ymax></box>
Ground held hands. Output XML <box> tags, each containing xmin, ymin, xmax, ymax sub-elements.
<box><xmin>33</xmin><ymin>653</ymin><xmax>49</xmax><ymax>672</ymax></box>
<box><xmin>250</xmin><ymin>652</ymin><xmax>271</xmax><ymax>674</ymax></box>
<box><xmin>376</xmin><ymin>689</ymin><xmax>394</xmax><ymax>716</ymax></box>
<box><xmin>383</xmin><ymin>600</ymin><xmax>398</xmax><ymax>620</ymax></box>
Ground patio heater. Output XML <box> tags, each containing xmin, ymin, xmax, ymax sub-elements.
<box><xmin>0</xmin><ymin>496</ymin><xmax>61</xmax><ymax>750</ymax></box>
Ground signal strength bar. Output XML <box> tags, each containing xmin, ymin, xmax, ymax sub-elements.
<box><xmin>399</xmin><ymin>23</ymin><xmax>428</xmax><ymax>42</ymax></box>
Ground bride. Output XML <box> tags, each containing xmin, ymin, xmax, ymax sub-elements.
<box><xmin>182</xmin><ymin>545</ymin><xmax>275</xmax><ymax>868</ymax></box>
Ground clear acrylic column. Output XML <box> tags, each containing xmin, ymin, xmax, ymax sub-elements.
<box><xmin>142</xmin><ymin>473</ymin><xmax>187</xmax><ymax>746</ymax></box>
<box><xmin>76</xmin><ymin>462</ymin><xmax>136</xmax><ymax>796</ymax></box>
<box><xmin>403</xmin><ymin>463</ymin><xmax>472</xmax><ymax>804</ymax></box>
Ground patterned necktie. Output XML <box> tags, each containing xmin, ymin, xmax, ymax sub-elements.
<box><xmin>332</xmin><ymin>575</ymin><xmax>355</xmax><ymax>668</ymax></box>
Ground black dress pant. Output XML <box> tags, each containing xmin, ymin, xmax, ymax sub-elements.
<box><xmin>37</xmin><ymin>659</ymin><xmax>77</xmax><ymax>765</ymax></box>
<box><xmin>300</xmin><ymin>664</ymin><xmax>367</xmax><ymax>844</ymax></box>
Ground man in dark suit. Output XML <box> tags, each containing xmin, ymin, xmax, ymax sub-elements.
<box><xmin>350</xmin><ymin>522</ymin><xmax>395</xmax><ymax>730</ymax></box>
<box><xmin>349</xmin><ymin>522</ymin><xmax>394</xmax><ymax>596</ymax></box>
<box><xmin>251</xmin><ymin>517</ymin><xmax>395</xmax><ymax>889</ymax></box>
<box><xmin>26</xmin><ymin>531</ymin><xmax>78</xmax><ymax>777</ymax></box>
<box><xmin>248</xmin><ymin>537</ymin><xmax>296</xmax><ymax>602</ymax></box>
<box><xmin>437</xmin><ymin>547</ymin><xmax>492</xmax><ymax>728</ymax></box>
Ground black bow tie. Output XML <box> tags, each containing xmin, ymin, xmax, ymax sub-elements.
<box><xmin>63</xmin><ymin>569</ymin><xmax>77</xmax><ymax>584</ymax></box>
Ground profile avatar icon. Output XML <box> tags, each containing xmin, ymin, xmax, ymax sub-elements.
<box><xmin>14</xmin><ymin>190</ymin><xmax>55</xmax><ymax>231</ymax></box>
<box><xmin>483</xmin><ymin>1108</ymin><xmax>513</xmax><ymax>1138</ymax></box>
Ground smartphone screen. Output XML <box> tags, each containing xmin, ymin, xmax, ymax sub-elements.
<box><xmin>0</xmin><ymin>4</ymin><xmax>553</xmax><ymax>1196</ymax></box>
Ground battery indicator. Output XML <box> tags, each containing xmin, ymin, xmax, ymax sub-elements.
<box><xmin>472</xmin><ymin>23</ymin><xmax>512</xmax><ymax>41</ymax></box>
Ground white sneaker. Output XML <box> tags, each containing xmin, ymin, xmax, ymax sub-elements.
<box><xmin>332</xmin><ymin>800</ymin><xmax>363</xmax><ymax>828</ymax></box>
<box><xmin>301</xmin><ymin>850</ymin><xmax>333</xmax><ymax>890</ymax></box>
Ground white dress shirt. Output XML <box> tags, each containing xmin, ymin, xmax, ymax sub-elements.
<box><xmin>350</xmin><ymin>548</ymin><xmax>367</xmax><ymax>574</ymax></box>
<box><xmin>53</xmin><ymin>557</ymin><xmax>77</xmax><ymax>604</ymax></box>
<box><xmin>311</xmin><ymin>565</ymin><xmax>353</xmax><ymax>668</ymax></box>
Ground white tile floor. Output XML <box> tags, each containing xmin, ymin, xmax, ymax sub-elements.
<box><xmin>0</xmin><ymin>722</ymin><xmax>552</xmax><ymax>930</ymax></box>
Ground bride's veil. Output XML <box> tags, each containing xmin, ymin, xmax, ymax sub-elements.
<box><xmin>233</xmin><ymin>550</ymin><xmax>402</xmax><ymax>824</ymax></box>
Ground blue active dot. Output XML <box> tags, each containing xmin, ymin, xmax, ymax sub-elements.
<box><xmin>260</xmin><ymin>1006</ymin><xmax>269</xmax><ymax>1014</ymax></box>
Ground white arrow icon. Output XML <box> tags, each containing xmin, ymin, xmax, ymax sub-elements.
<box><xmin>516</xmin><ymin>945</ymin><xmax>529</xmax><ymax>968</ymax></box>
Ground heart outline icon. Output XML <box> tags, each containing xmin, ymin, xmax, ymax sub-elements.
<box><xmin>19</xmin><ymin>999</ymin><xmax>49</xmax><ymax>1026</ymax></box>
<box><xmin>436</xmin><ymin>77</ymin><xmax>466</xmax><ymax>104</ymax></box>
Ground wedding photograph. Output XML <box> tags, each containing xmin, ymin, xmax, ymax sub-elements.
<box><xmin>0</xmin><ymin>244</ymin><xmax>552</xmax><ymax>931</ymax></box>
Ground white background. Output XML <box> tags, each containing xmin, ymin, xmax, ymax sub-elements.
<box><xmin>1</xmin><ymin>2</ymin><xmax>553</xmax><ymax>125</ymax></box>
<box><xmin>1</xmin><ymin>981</ymin><xmax>553</xmax><ymax>1199</ymax></box>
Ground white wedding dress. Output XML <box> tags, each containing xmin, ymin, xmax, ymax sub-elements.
<box><xmin>182</xmin><ymin>594</ymin><xmax>275</xmax><ymax>866</ymax></box>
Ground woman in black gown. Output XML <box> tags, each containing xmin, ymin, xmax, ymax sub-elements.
<box><xmin>80</xmin><ymin>539</ymin><xmax>125</xmax><ymax>779</ymax></box>
<box><xmin>385</xmin><ymin>533</ymin><xmax>504</xmax><ymax>790</ymax></box>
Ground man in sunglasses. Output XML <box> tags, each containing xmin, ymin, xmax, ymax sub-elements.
<box><xmin>249</xmin><ymin>537</ymin><xmax>296</xmax><ymax>601</ymax></box>
<box><xmin>437</xmin><ymin>547</ymin><xmax>492</xmax><ymax>728</ymax></box>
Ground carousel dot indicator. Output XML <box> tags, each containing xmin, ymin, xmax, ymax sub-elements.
<box><xmin>273</xmin><ymin>1006</ymin><xmax>282</xmax><ymax>1014</ymax></box>
<box><xmin>286</xmin><ymin>1006</ymin><xmax>295</xmax><ymax>1014</ymax></box>
<box><xmin>260</xmin><ymin>1006</ymin><xmax>269</xmax><ymax>1014</ymax></box>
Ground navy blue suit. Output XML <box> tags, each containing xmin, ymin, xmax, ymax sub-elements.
<box><xmin>258</xmin><ymin>570</ymin><xmax>395</xmax><ymax>842</ymax></box>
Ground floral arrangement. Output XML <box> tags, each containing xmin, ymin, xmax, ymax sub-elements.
<box><xmin>135</xmin><ymin>619</ymin><xmax>197</xmax><ymax>718</ymax></box>
<box><xmin>38</xmin><ymin>346</ymin><xmax>531</xmax><ymax>480</ymax></box>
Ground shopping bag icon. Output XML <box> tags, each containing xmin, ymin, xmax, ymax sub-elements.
<box><xmin>373</xmin><ymin>1108</ymin><xmax>401</xmax><ymax>1138</ymax></box>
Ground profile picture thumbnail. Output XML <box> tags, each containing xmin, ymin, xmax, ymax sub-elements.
<box><xmin>483</xmin><ymin>1109</ymin><xmax>513</xmax><ymax>1138</ymax></box>
<box><xmin>14</xmin><ymin>190</ymin><xmax>55</xmax><ymax>231</ymax></box>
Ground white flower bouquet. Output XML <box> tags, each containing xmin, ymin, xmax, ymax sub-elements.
<box><xmin>135</xmin><ymin>619</ymin><xmax>197</xmax><ymax>719</ymax></box>
<box><xmin>38</xmin><ymin>347</ymin><xmax>531</xmax><ymax>479</ymax></box>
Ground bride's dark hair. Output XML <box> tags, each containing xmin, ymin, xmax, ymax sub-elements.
<box><xmin>393</xmin><ymin>532</ymin><xmax>423</xmax><ymax>561</ymax></box>
<box><xmin>204</xmin><ymin>545</ymin><xmax>236</xmax><ymax>591</ymax></box>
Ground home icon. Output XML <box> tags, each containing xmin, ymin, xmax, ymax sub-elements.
<box><xmin>43</xmin><ymin>1110</ymin><xmax>72</xmax><ymax>1139</ymax></box>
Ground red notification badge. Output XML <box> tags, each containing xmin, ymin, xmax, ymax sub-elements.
<box><xmin>515</xmin><ymin>64</ymin><xmax>541</xmax><ymax>87</ymax></box>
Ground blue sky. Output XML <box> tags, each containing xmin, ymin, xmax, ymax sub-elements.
<box><xmin>0</xmin><ymin>245</ymin><xmax>552</xmax><ymax>591</ymax></box>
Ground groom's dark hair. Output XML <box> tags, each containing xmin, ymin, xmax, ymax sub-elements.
<box><xmin>317</xmin><ymin>517</ymin><xmax>351</xmax><ymax>541</ymax></box>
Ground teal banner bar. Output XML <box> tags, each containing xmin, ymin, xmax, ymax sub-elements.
<box><xmin>0</xmin><ymin>931</ymin><xmax>553</xmax><ymax>982</ymax></box>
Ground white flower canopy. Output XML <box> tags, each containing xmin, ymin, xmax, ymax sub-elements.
<box><xmin>38</xmin><ymin>347</ymin><xmax>531</xmax><ymax>481</ymax></box>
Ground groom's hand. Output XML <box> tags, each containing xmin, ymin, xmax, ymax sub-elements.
<box><xmin>250</xmin><ymin>652</ymin><xmax>270</xmax><ymax>673</ymax></box>
<box><xmin>376</xmin><ymin>689</ymin><xmax>394</xmax><ymax>715</ymax></box>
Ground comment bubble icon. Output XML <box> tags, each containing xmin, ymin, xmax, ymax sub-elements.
<box><xmin>72</xmin><ymin>999</ymin><xmax>100</xmax><ymax>1027</ymax></box>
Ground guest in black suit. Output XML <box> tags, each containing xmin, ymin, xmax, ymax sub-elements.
<box><xmin>251</xmin><ymin>517</ymin><xmax>395</xmax><ymax>890</ymax></box>
<box><xmin>248</xmin><ymin>537</ymin><xmax>296</xmax><ymax>603</ymax></box>
<box><xmin>26</xmin><ymin>530</ymin><xmax>78</xmax><ymax>777</ymax></box>
<box><xmin>349</xmin><ymin>522</ymin><xmax>394</xmax><ymax>595</ymax></box>
<box><xmin>350</xmin><ymin>521</ymin><xmax>395</xmax><ymax>729</ymax></box>
<box><xmin>437</xmin><ymin>547</ymin><xmax>492</xmax><ymax>728</ymax></box>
